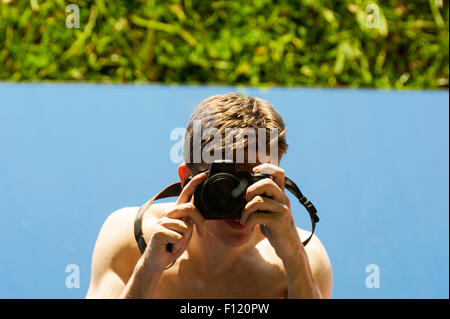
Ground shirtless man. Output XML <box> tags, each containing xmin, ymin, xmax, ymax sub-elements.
<box><xmin>86</xmin><ymin>93</ymin><xmax>332</xmax><ymax>299</ymax></box>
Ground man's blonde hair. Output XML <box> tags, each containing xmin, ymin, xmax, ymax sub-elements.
<box><xmin>184</xmin><ymin>92</ymin><xmax>288</xmax><ymax>174</ymax></box>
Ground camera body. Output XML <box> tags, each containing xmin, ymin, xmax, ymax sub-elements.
<box><xmin>134</xmin><ymin>159</ymin><xmax>319</xmax><ymax>255</ymax></box>
<box><xmin>191</xmin><ymin>160</ymin><xmax>269</xmax><ymax>220</ymax></box>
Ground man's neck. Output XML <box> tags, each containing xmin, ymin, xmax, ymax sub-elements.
<box><xmin>185</xmin><ymin>226</ymin><xmax>265</xmax><ymax>276</ymax></box>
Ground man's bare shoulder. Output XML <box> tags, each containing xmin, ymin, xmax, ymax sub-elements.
<box><xmin>90</xmin><ymin>203</ymin><xmax>176</xmax><ymax>275</ymax></box>
<box><xmin>103</xmin><ymin>202</ymin><xmax>177</xmax><ymax>243</ymax></box>
<box><xmin>108</xmin><ymin>202</ymin><xmax>177</xmax><ymax>223</ymax></box>
<box><xmin>294</xmin><ymin>227</ymin><xmax>331</xmax><ymax>271</ymax></box>
<box><xmin>252</xmin><ymin>226</ymin><xmax>332</xmax><ymax>298</ymax></box>
<box><xmin>297</xmin><ymin>227</ymin><xmax>333</xmax><ymax>297</ymax></box>
<box><xmin>253</xmin><ymin>227</ymin><xmax>331</xmax><ymax>271</ymax></box>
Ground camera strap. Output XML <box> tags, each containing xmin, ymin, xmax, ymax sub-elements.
<box><xmin>134</xmin><ymin>182</ymin><xmax>183</xmax><ymax>256</ymax></box>
<box><xmin>134</xmin><ymin>177</ymin><xmax>319</xmax><ymax>257</ymax></box>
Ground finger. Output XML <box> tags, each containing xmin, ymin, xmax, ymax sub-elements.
<box><xmin>159</xmin><ymin>217</ymin><xmax>191</xmax><ymax>235</ymax></box>
<box><xmin>246</xmin><ymin>178</ymin><xmax>285</xmax><ymax>203</ymax></box>
<box><xmin>240</xmin><ymin>196</ymin><xmax>289</xmax><ymax>225</ymax></box>
<box><xmin>166</xmin><ymin>202</ymin><xmax>206</xmax><ymax>236</ymax></box>
<box><xmin>166</xmin><ymin>242</ymin><xmax>174</xmax><ymax>253</ymax></box>
<box><xmin>244</xmin><ymin>212</ymin><xmax>278</xmax><ymax>231</ymax></box>
<box><xmin>253</xmin><ymin>164</ymin><xmax>285</xmax><ymax>191</ymax></box>
<box><xmin>170</xmin><ymin>220</ymin><xmax>194</xmax><ymax>257</ymax></box>
<box><xmin>177</xmin><ymin>172</ymin><xmax>207</xmax><ymax>204</ymax></box>
<box><xmin>185</xmin><ymin>218</ymin><xmax>194</xmax><ymax>228</ymax></box>
<box><xmin>152</xmin><ymin>228</ymin><xmax>183</xmax><ymax>246</ymax></box>
<box><xmin>153</xmin><ymin>227</ymin><xmax>191</xmax><ymax>257</ymax></box>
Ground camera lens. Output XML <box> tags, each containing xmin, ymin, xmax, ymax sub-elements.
<box><xmin>201</xmin><ymin>173</ymin><xmax>245</xmax><ymax>218</ymax></box>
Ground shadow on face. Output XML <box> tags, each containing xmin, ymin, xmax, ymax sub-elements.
<box><xmin>202</xmin><ymin>160</ymin><xmax>268</xmax><ymax>247</ymax></box>
<box><xmin>186</xmin><ymin>150</ymin><xmax>283</xmax><ymax>247</ymax></box>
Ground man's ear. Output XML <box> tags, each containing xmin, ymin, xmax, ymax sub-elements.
<box><xmin>178</xmin><ymin>163</ymin><xmax>192</xmax><ymax>185</ymax></box>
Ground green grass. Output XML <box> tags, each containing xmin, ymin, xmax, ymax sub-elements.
<box><xmin>0</xmin><ymin>0</ymin><xmax>448</xmax><ymax>89</ymax></box>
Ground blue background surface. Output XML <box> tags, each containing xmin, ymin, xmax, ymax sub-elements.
<box><xmin>0</xmin><ymin>83</ymin><xmax>448</xmax><ymax>298</ymax></box>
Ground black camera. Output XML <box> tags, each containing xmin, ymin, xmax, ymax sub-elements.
<box><xmin>190</xmin><ymin>160</ymin><xmax>269</xmax><ymax>220</ymax></box>
<box><xmin>134</xmin><ymin>159</ymin><xmax>319</xmax><ymax>255</ymax></box>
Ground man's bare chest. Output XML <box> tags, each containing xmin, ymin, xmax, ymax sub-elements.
<box><xmin>151</xmin><ymin>261</ymin><xmax>287</xmax><ymax>299</ymax></box>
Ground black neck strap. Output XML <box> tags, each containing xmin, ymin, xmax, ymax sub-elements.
<box><xmin>284</xmin><ymin>177</ymin><xmax>320</xmax><ymax>246</ymax></box>
<box><xmin>134</xmin><ymin>182</ymin><xmax>182</xmax><ymax>255</ymax></box>
<box><xmin>134</xmin><ymin>177</ymin><xmax>319</xmax><ymax>255</ymax></box>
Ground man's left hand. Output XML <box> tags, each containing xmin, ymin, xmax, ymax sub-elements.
<box><xmin>240</xmin><ymin>163</ymin><xmax>304</xmax><ymax>261</ymax></box>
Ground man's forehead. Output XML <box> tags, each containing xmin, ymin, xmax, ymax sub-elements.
<box><xmin>193</xmin><ymin>151</ymin><xmax>279</xmax><ymax>173</ymax></box>
<box><xmin>235</xmin><ymin>162</ymin><xmax>261</xmax><ymax>171</ymax></box>
<box><xmin>197</xmin><ymin>161</ymin><xmax>261</xmax><ymax>171</ymax></box>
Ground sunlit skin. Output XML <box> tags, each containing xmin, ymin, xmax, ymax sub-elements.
<box><xmin>86</xmin><ymin>158</ymin><xmax>333</xmax><ymax>299</ymax></box>
<box><xmin>191</xmin><ymin>162</ymin><xmax>268</xmax><ymax>248</ymax></box>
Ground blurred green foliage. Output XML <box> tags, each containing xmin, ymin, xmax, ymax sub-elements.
<box><xmin>0</xmin><ymin>0</ymin><xmax>448</xmax><ymax>88</ymax></box>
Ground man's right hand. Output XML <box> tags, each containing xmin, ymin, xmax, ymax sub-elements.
<box><xmin>141</xmin><ymin>173</ymin><xmax>207</xmax><ymax>274</ymax></box>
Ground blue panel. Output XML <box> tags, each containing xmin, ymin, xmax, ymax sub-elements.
<box><xmin>0</xmin><ymin>83</ymin><xmax>448</xmax><ymax>298</ymax></box>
